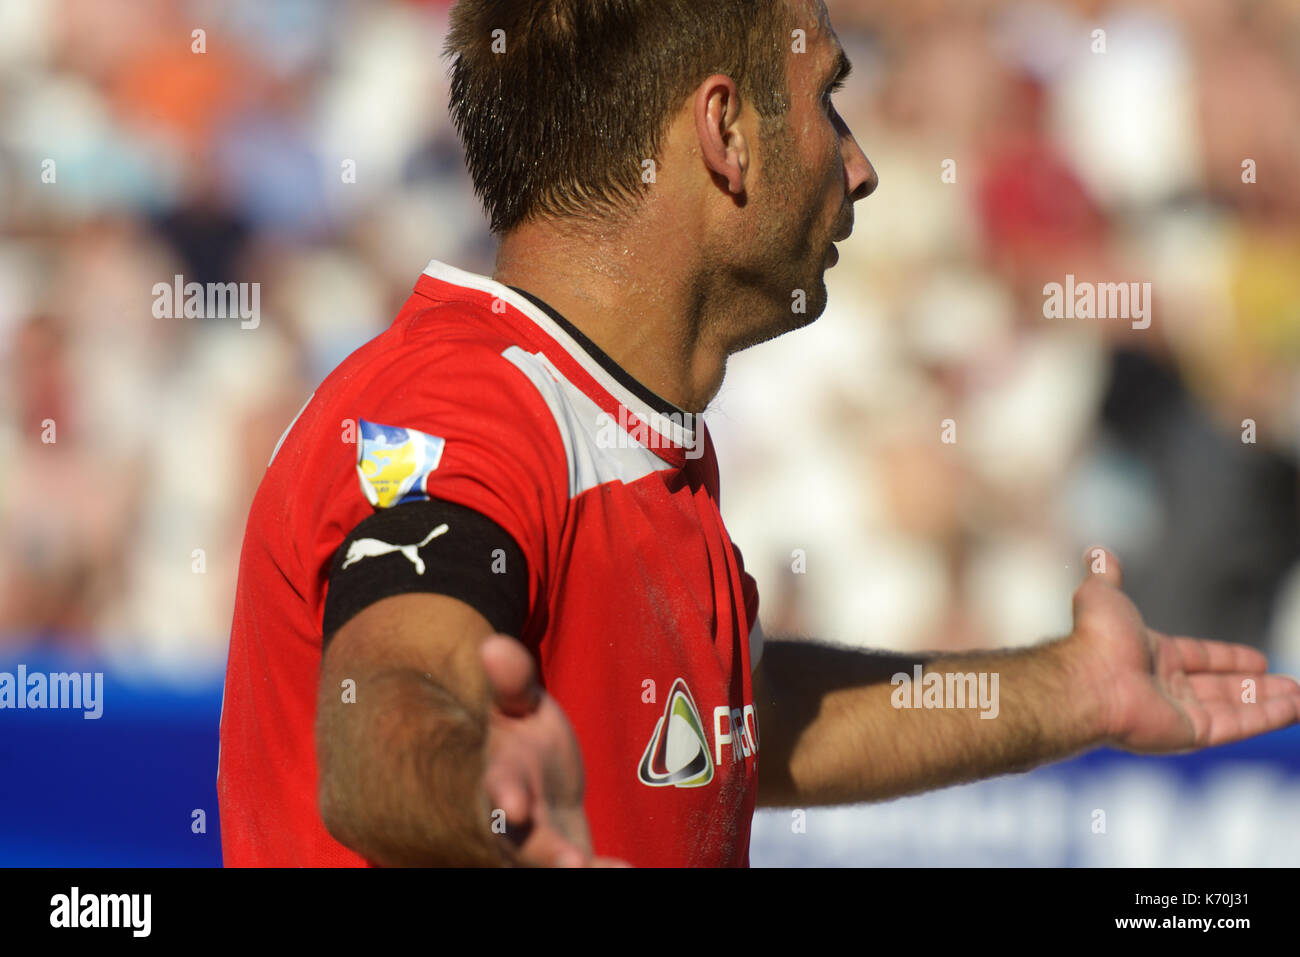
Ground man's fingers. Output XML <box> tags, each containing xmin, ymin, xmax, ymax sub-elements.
<box><xmin>482</xmin><ymin>759</ymin><xmax>533</xmax><ymax>825</ymax></box>
<box><xmin>479</xmin><ymin>634</ymin><xmax>598</xmax><ymax>867</ymax></box>
<box><xmin>480</xmin><ymin>633</ymin><xmax>542</xmax><ymax>717</ymax></box>
<box><xmin>515</xmin><ymin>822</ymin><xmax>591</xmax><ymax>868</ymax></box>
<box><xmin>1198</xmin><ymin>695</ymin><xmax>1300</xmax><ymax>747</ymax></box>
<box><xmin>482</xmin><ymin>763</ymin><xmax>593</xmax><ymax>866</ymax></box>
<box><xmin>1168</xmin><ymin>636</ymin><xmax>1270</xmax><ymax>676</ymax></box>
<box><xmin>1185</xmin><ymin>672</ymin><xmax>1300</xmax><ymax>704</ymax></box>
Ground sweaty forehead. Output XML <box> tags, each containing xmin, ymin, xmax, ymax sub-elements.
<box><xmin>791</xmin><ymin>0</ymin><xmax>841</xmax><ymax>71</ymax></box>
<box><xmin>796</xmin><ymin>0</ymin><xmax>835</xmax><ymax>39</ymax></box>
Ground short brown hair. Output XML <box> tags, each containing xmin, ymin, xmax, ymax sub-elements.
<box><xmin>444</xmin><ymin>0</ymin><xmax>795</xmax><ymax>234</ymax></box>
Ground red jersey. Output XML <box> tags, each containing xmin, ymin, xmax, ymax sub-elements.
<box><xmin>217</xmin><ymin>259</ymin><xmax>763</xmax><ymax>867</ymax></box>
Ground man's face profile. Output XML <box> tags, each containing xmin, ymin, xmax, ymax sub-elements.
<box><xmin>721</xmin><ymin>0</ymin><xmax>876</xmax><ymax>350</ymax></box>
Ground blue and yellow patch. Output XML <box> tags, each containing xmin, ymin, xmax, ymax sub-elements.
<box><xmin>356</xmin><ymin>420</ymin><xmax>446</xmax><ymax>509</ymax></box>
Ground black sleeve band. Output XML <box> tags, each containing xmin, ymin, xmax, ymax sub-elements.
<box><xmin>322</xmin><ymin>499</ymin><xmax>530</xmax><ymax>647</ymax></box>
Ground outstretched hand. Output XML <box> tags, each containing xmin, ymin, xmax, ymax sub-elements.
<box><xmin>1066</xmin><ymin>546</ymin><xmax>1300</xmax><ymax>753</ymax></box>
<box><xmin>479</xmin><ymin>634</ymin><xmax>630</xmax><ymax>867</ymax></box>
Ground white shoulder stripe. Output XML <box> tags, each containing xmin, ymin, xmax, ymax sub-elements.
<box><xmin>500</xmin><ymin>344</ymin><xmax>762</xmax><ymax>675</ymax></box>
<box><xmin>424</xmin><ymin>259</ymin><xmax>695</xmax><ymax>449</ymax></box>
<box><xmin>501</xmin><ymin>345</ymin><xmax>674</xmax><ymax>500</ymax></box>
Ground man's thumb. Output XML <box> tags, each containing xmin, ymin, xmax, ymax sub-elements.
<box><xmin>480</xmin><ymin>633</ymin><xmax>541</xmax><ymax>717</ymax></box>
<box><xmin>1082</xmin><ymin>545</ymin><xmax>1123</xmax><ymax>588</ymax></box>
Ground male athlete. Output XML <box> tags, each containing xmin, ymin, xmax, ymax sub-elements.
<box><xmin>217</xmin><ymin>0</ymin><xmax>1300</xmax><ymax>867</ymax></box>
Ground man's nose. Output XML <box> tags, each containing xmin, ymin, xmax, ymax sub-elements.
<box><xmin>839</xmin><ymin>117</ymin><xmax>877</xmax><ymax>202</ymax></box>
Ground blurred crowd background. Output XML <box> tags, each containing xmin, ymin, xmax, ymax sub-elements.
<box><xmin>1</xmin><ymin>0</ymin><xmax>1298</xmax><ymax>682</ymax></box>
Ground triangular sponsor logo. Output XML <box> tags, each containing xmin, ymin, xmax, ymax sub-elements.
<box><xmin>637</xmin><ymin>678</ymin><xmax>713</xmax><ymax>788</ymax></box>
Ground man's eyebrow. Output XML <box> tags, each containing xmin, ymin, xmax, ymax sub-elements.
<box><xmin>823</xmin><ymin>48</ymin><xmax>852</xmax><ymax>89</ymax></box>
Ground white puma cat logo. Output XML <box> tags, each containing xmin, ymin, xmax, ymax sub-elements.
<box><xmin>341</xmin><ymin>523</ymin><xmax>449</xmax><ymax>575</ymax></box>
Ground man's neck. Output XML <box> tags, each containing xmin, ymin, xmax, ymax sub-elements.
<box><xmin>491</xmin><ymin>220</ymin><xmax>730</xmax><ymax>414</ymax></box>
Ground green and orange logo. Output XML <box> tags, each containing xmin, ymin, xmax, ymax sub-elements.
<box><xmin>637</xmin><ymin>678</ymin><xmax>714</xmax><ymax>788</ymax></box>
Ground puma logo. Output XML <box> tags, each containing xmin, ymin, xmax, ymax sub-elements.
<box><xmin>341</xmin><ymin>524</ymin><xmax>449</xmax><ymax>575</ymax></box>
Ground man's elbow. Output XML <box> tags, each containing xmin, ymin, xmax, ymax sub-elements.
<box><xmin>315</xmin><ymin>714</ymin><xmax>367</xmax><ymax>854</ymax></box>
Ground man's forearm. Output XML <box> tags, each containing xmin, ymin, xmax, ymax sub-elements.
<box><xmin>753</xmin><ymin>636</ymin><xmax>1108</xmax><ymax>807</ymax></box>
<box><xmin>315</xmin><ymin>667</ymin><xmax>503</xmax><ymax>865</ymax></box>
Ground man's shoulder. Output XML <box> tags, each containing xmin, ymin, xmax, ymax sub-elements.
<box><xmin>240</xmin><ymin>285</ymin><xmax>573</xmax><ymax>604</ymax></box>
<box><xmin>286</xmin><ymin>289</ymin><xmax>550</xmax><ymax>440</ymax></box>
<box><xmin>343</xmin><ymin>295</ymin><xmax>525</xmax><ymax>385</ymax></box>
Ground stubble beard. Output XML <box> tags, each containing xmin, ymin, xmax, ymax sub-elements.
<box><xmin>732</xmin><ymin>117</ymin><xmax>830</xmax><ymax>352</ymax></box>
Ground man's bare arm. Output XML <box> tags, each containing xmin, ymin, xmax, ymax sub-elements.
<box><xmin>316</xmin><ymin>592</ymin><xmax>502</xmax><ymax>865</ymax></box>
<box><xmin>754</xmin><ymin>547</ymin><xmax>1300</xmax><ymax>808</ymax></box>
<box><xmin>752</xmin><ymin>635</ymin><xmax>1098</xmax><ymax>807</ymax></box>
<box><xmin>318</xmin><ymin>589</ymin><xmax>615</xmax><ymax>866</ymax></box>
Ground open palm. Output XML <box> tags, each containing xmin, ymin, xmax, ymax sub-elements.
<box><xmin>1069</xmin><ymin>547</ymin><xmax>1300</xmax><ymax>753</ymax></box>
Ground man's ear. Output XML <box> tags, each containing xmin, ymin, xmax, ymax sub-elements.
<box><xmin>694</xmin><ymin>74</ymin><xmax>749</xmax><ymax>196</ymax></box>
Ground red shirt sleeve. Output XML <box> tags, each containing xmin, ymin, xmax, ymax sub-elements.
<box><xmin>309</xmin><ymin>330</ymin><xmax>570</xmax><ymax>651</ymax></box>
